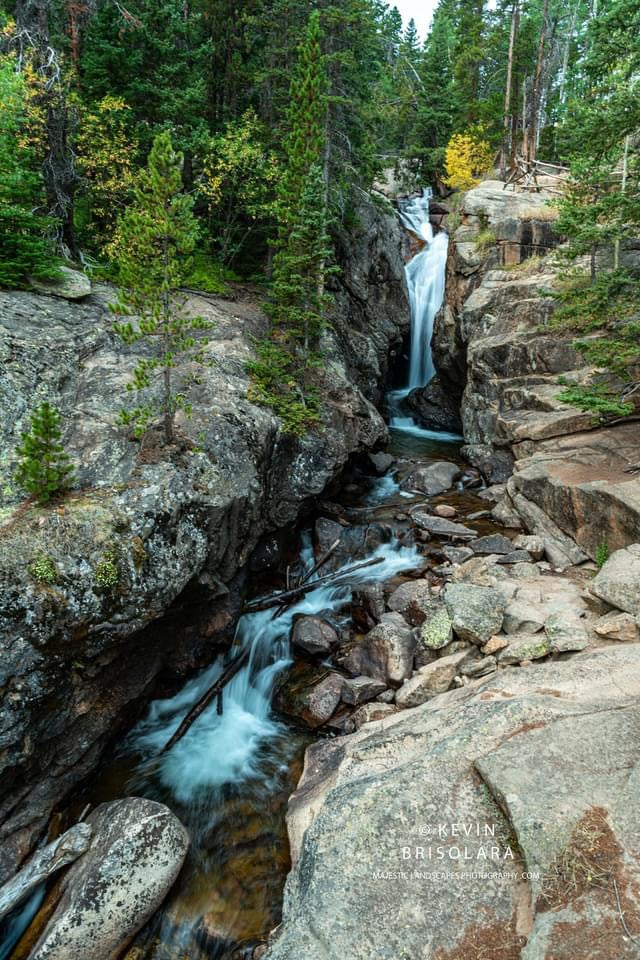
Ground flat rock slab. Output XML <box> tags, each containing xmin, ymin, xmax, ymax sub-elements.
<box><xmin>30</xmin><ymin>798</ymin><xmax>189</xmax><ymax>960</ymax></box>
<box><xmin>268</xmin><ymin>646</ymin><xmax>640</xmax><ymax>960</ymax></box>
<box><xmin>412</xmin><ymin>513</ymin><xmax>478</xmax><ymax>540</ymax></box>
<box><xmin>469</xmin><ymin>534</ymin><xmax>515</xmax><ymax>555</ymax></box>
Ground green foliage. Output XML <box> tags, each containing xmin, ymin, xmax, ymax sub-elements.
<box><xmin>557</xmin><ymin>384</ymin><xmax>634</xmax><ymax>421</ymax></box>
<box><xmin>110</xmin><ymin>131</ymin><xmax>214</xmax><ymax>443</ymax></box>
<box><xmin>14</xmin><ymin>402</ymin><xmax>75</xmax><ymax>504</ymax></box>
<box><xmin>550</xmin><ymin>270</ymin><xmax>640</xmax><ymax>398</ymax></box>
<box><xmin>94</xmin><ymin>547</ymin><xmax>119</xmax><ymax>588</ymax></box>
<box><xmin>595</xmin><ymin>540</ymin><xmax>609</xmax><ymax>570</ymax></box>
<box><xmin>550</xmin><ymin>270</ymin><xmax>640</xmax><ymax>334</ymax></box>
<box><xmin>183</xmin><ymin>252</ymin><xmax>232</xmax><ymax>294</ymax></box>
<box><xmin>74</xmin><ymin>95</ymin><xmax>139</xmax><ymax>253</ymax></box>
<box><xmin>27</xmin><ymin>554</ymin><xmax>58</xmax><ymax>584</ymax></box>
<box><xmin>247</xmin><ymin>339</ymin><xmax>320</xmax><ymax>435</ymax></box>
<box><xmin>0</xmin><ymin>57</ymin><xmax>59</xmax><ymax>289</ymax></box>
<box><xmin>475</xmin><ymin>228</ymin><xmax>497</xmax><ymax>253</ymax></box>
<box><xmin>200</xmin><ymin>108</ymin><xmax>279</xmax><ymax>265</ymax></box>
<box><xmin>251</xmin><ymin>13</ymin><xmax>333</xmax><ymax>434</ymax></box>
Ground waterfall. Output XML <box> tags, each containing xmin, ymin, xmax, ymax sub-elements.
<box><xmin>397</xmin><ymin>190</ymin><xmax>449</xmax><ymax>391</ymax></box>
<box><xmin>387</xmin><ymin>189</ymin><xmax>458</xmax><ymax>442</ymax></box>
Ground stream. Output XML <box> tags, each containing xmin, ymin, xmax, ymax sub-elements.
<box><xmin>2</xmin><ymin>190</ymin><xmax>483</xmax><ymax>960</ymax></box>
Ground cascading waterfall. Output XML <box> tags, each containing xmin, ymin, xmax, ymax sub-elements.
<box><xmin>388</xmin><ymin>189</ymin><xmax>456</xmax><ymax>441</ymax></box>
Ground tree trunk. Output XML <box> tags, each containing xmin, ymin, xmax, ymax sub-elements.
<box><xmin>527</xmin><ymin>0</ymin><xmax>550</xmax><ymax>165</ymax></box>
<box><xmin>614</xmin><ymin>135</ymin><xmax>630</xmax><ymax>271</ymax></box>
<box><xmin>501</xmin><ymin>0</ymin><xmax>519</xmax><ymax>179</ymax></box>
<box><xmin>15</xmin><ymin>0</ymin><xmax>79</xmax><ymax>257</ymax></box>
<box><xmin>162</xmin><ymin>238</ymin><xmax>173</xmax><ymax>445</ymax></box>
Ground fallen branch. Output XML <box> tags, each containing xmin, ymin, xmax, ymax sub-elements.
<box><xmin>243</xmin><ymin>555</ymin><xmax>385</xmax><ymax>615</ymax></box>
<box><xmin>160</xmin><ymin>648</ymin><xmax>249</xmax><ymax>754</ymax></box>
<box><xmin>270</xmin><ymin>538</ymin><xmax>342</xmax><ymax>620</ymax></box>
<box><xmin>300</xmin><ymin>538</ymin><xmax>341</xmax><ymax>586</ymax></box>
<box><xmin>0</xmin><ymin>823</ymin><xmax>91</xmax><ymax>922</ymax></box>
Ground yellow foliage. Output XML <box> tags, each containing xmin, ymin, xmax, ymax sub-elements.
<box><xmin>201</xmin><ymin>108</ymin><xmax>278</xmax><ymax>218</ymax></box>
<box><xmin>443</xmin><ymin>128</ymin><xmax>494</xmax><ymax>191</ymax></box>
<box><xmin>75</xmin><ymin>96</ymin><xmax>138</xmax><ymax>250</ymax></box>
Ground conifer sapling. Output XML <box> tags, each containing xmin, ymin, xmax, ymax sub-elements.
<box><xmin>110</xmin><ymin>130</ymin><xmax>213</xmax><ymax>444</ymax></box>
<box><xmin>14</xmin><ymin>402</ymin><xmax>75</xmax><ymax>503</ymax></box>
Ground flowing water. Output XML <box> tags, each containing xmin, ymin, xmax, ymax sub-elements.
<box><xmin>389</xmin><ymin>189</ymin><xmax>452</xmax><ymax>435</ymax></box>
<box><xmin>1</xmin><ymin>187</ymin><xmax>467</xmax><ymax>960</ymax></box>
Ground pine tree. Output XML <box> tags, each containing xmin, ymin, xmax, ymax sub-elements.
<box><xmin>0</xmin><ymin>58</ymin><xmax>59</xmax><ymax>289</ymax></box>
<box><xmin>110</xmin><ymin>130</ymin><xmax>212</xmax><ymax>445</ymax></box>
<box><xmin>249</xmin><ymin>13</ymin><xmax>332</xmax><ymax>434</ymax></box>
<box><xmin>14</xmin><ymin>402</ymin><xmax>75</xmax><ymax>503</ymax></box>
<box><xmin>277</xmin><ymin>11</ymin><xmax>328</xmax><ymax>234</ymax></box>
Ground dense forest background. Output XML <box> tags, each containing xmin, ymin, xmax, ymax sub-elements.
<box><xmin>1</xmin><ymin>0</ymin><xmax>638</xmax><ymax>272</ymax></box>
<box><xmin>1</xmin><ymin>0</ymin><xmax>639</xmax><ymax>436</ymax></box>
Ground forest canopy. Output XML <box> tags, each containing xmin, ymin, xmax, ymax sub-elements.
<box><xmin>0</xmin><ymin>0</ymin><xmax>638</xmax><ymax>429</ymax></box>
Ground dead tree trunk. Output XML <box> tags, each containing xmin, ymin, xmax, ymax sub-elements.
<box><xmin>0</xmin><ymin>823</ymin><xmax>91</xmax><ymax>922</ymax></box>
<box><xmin>527</xmin><ymin>0</ymin><xmax>550</xmax><ymax>165</ymax></box>
<box><xmin>15</xmin><ymin>0</ymin><xmax>80</xmax><ymax>257</ymax></box>
<box><xmin>501</xmin><ymin>0</ymin><xmax>520</xmax><ymax>179</ymax></box>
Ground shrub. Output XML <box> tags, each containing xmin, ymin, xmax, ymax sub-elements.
<box><xmin>28</xmin><ymin>554</ymin><xmax>57</xmax><ymax>584</ymax></box>
<box><xmin>475</xmin><ymin>228</ymin><xmax>496</xmax><ymax>253</ymax></box>
<box><xmin>443</xmin><ymin>127</ymin><xmax>493</xmax><ymax>191</ymax></box>
<box><xmin>557</xmin><ymin>384</ymin><xmax>634</xmax><ymax>421</ymax></box>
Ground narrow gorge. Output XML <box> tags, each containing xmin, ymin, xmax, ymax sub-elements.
<box><xmin>3</xmin><ymin>174</ymin><xmax>640</xmax><ymax>960</ymax></box>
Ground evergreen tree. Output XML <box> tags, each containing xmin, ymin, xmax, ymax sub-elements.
<box><xmin>277</xmin><ymin>10</ymin><xmax>328</xmax><ymax>233</ymax></box>
<box><xmin>110</xmin><ymin>130</ymin><xmax>212</xmax><ymax>445</ymax></box>
<box><xmin>14</xmin><ymin>401</ymin><xmax>75</xmax><ymax>503</ymax></box>
<box><xmin>250</xmin><ymin>12</ymin><xmax>332</xmax><ymax>434</ymax></box>
<box><xmin>0</xmin><ymin>58</ymin><xmax>59</xmax><ymax>289</ymax></box>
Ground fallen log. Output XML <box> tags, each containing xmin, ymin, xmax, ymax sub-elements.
<box><xmin>243</xmin><ymin>555</ymin><xmax>385</xmax><ymax>615</ymax></box>
<box><xmin>160</xmin><ymin>647</ymin><xmax>249</xmax><ymax>754</ymax></box>
<box><xmin>0</xmin><ymin>822</ymin><xmax>92</xmax><ymax>922</ymax></box>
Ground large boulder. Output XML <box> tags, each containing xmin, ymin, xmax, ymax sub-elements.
<box><xmin>275</xmin><ymin>663</ymin><xmax>344</xmax><ymax>729</ymax></box>
<box><xmin>404</xmin><ymin>461</ymin><xmax>461</xmax><ymax>496</ymax></box>
<box><xmin>291</xmin><ymin>616</ymin><xmax>337</xmax><ymax>656</ymax></box>
<box><xmin>592</xmin><ymin>544</ymin><xmax>640</xmax><ymax>617</ymax></box>
<box><xmin>342</xmin><ymin>612</ymin><xmax>415</xmax><ymax>685</ymax></box>
<box><xmin>268</xmin><ymin>645</ymin><xmax>640</xmax><ymax>960</ymax></box>
<box><xmin>444</xmin><ymin>583</ymin><xmax>507</xmax><ymax>645</ymax></box>
<box><xmin>350</xmin><ymin>583</ymin><xmax>386</xmax><ymax>632</ymax></box>
<box><xmin>29</xmin><ymin>266</ymin><xmax>91</xmax><ymax>300</ymax></box>
<box><xmin>395</xmin><ymin>649</ymin><xmax>471</xmax><ymax>708</ymax></box>
<box><xmin>387</xmin><ymin>579</ymin><xmax>438</xmax><ymax>626</ymax></box>
<box><xmin>405</xmin><ymin>377</ymin><xmax>463</xmax><ymax>434</ymax></box>
<box><xmin>30</xmin><ymin>798</ymin><xmax>189</xmax><ymax>960</ymax></box>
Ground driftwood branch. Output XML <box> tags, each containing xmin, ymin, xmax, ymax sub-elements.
<box><xmin>270</xmin><ymin>538</ymin><xmax>342</xmax><ymax>620</ymax></box>
<box><xmin>0</xmin><ymin>823</ymin><xmax>91</xmax><ymax>922</ymax></box>
<box><xmin>160</xmin><ymin>648</ymin><xmax>250</xmax><ymax>754</ymax></box>
<box><xmin>244</xmin><ymin>556</ymin><xmax>384</xmax><ymax>615</ymax></box>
